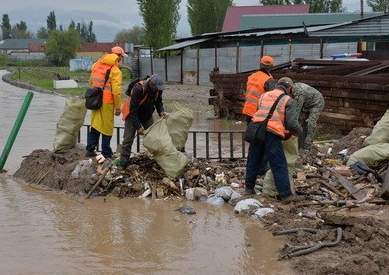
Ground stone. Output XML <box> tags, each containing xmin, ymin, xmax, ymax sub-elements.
<box><xmin>176</xmin><ymin>206</ymin><xmax>196</xmax><ymax>215</ymax></box>
<box><xmin>234</xmin><ymin>199</ymin><xmax>262</xmax><ymax>214</ymax></box>
<box><xmin>53</xmin><ymin>80</ymin><xmax>78</xmax><ymax>89</ymax></box>
<box><xmin>206</xmin><ymin>195</ymin><xmax>225</xmax><ymax>206</ymax></box>
<box><xmin>185</xmin><ymin>187</ymin><xmax>208</xmax><ymax>201</ymax></box>
<box><xmin>214</xmin><ymin>186</ymin><xmax>233</xmax><ymax>201</ymax></box>
<box><xmin>252</xmin><ymin>208</ymin><xmax>274</xmax><ymax>219</ymax></box>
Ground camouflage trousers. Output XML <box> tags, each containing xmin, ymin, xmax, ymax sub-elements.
<box><xmin>300</xmin><ymin>100</ymin><xmax>325</xmax><ymax>150</ymax></box>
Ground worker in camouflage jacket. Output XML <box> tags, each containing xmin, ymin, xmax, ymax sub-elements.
<box><xmin>292</xmin><ymin>82</ymin><xmax>325</xmax><ymax>150</ymax></box>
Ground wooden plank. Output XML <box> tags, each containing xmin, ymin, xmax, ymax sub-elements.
<box><xmin>332</xmin><ymin>170</ymin><xmax>368</xmax><ymax>201</ymax></box>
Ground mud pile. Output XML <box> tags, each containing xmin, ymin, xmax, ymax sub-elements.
<box><xmin>14</xmin><ymin>148</ymin><xmax>246</xmax><ymax>198</ymax></box>
<box><xmin>331</xmin><ymin>127</ymin><xmax>372</xmax><ymax>155</ymax></box>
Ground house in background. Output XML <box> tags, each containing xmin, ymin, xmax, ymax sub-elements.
<box><xmin>0</xmin><ymin>38</ymin><xmax>46</xmax><ymax>60</ymax></box>
<box><xmin>77</xmin><ymin>42</ymin><xmax>129</xmax><ymax>60</ymax></box>
<box><xmin>222</xmin><ymin>4</ymin><xmax>310</xmax><ymax>32</ymax></box>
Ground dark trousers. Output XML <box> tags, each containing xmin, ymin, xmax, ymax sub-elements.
<box><xmin>245</xmin><ymin>132</ymin><xmax>292</xmax><ymax>198</ymax></box>
<box><xmin>120</xmin><ymin>118</ymin><xmax>154</xmax><ymax>160</ymax></box>
<box><xmin>86</xmin><ymin>127</ymin><xmax>113</xmax><ymax>158</ymax></box>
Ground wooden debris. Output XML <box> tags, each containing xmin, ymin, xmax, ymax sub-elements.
<box><xmin>331</xmin><ymin>170</ymin><xmax>368</xmax><ymax>201</ymax></box>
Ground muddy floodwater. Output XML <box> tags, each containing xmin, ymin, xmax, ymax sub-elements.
<box><xmin>0</xmin><ymin>70</ymin><xmax>292</xmax><ymax>274</ymax></box>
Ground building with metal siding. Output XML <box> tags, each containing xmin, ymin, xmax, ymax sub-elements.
<box><xmin>147</xmin><ymin>14</ymin><xmax>389</xmax><ymax>85</ymax></box>
<box><xmin>240</xmin><ymin>13</ymin><xmax>381</xmax><ymax>31</ymax></box>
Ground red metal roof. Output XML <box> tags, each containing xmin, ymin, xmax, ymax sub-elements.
<box><xmin>79</xmin><ymin>42</ymin><xmax>125</xmax><ymax>53</ymax></box>
<box><xmin>222</xmin><ymin>4</ymin><xmax>310</xmax><ymax>32</ymax></box>
<box><xmin>28</xmin><ymin>42</ymin><xmax>45</xmax><ymax>52</ymax></box>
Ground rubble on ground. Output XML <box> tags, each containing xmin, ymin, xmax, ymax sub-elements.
<box><xmin>13</xmin><ymin>122</ymin><xmax>389</xmax><ymax>275</ymax></box>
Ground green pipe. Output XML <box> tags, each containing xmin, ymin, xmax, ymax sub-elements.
<box><xmin>0</xmin><ymin>91</ymin><xmax>34</xmax><ymax>170</ymax></box>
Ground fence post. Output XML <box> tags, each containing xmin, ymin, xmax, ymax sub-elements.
<box><xmin>236</xmin><ymin>41</ymin><xmax>240</xmax><ymax>73</ymax></box>
<box><xmin>196</xmin><ymin>48</ymin><xmax>200</xmax><ymax>85</ymax></box>
<box><xmin>180</xmin><ymin>49</ymin><xmax>184</xmax><ymax>84</ymax></box>
<box><xmin>150</xmin><ymin>48</ymin><xmax>154</xmax><ymax>75</ymax></box>
<box><xmin>165</xmin><ymin>52</ymin><xmax>168</xmax><ymax>82</ymax></box>
<box><xmin>320</xmin><ymin>39</ymin><xmax>324</xmax><ymax>59</ymax></box>
<box><xmin>214</xmin><ymin>43</ymin><xmax>218</xmax><ymax>69</ymax></box>
<box><xmin>260</xmin><ymin>40</ymin><xmax>264</xmax><ymax>59</ymax></box>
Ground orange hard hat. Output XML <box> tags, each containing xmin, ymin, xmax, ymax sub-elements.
<box><xmin>112</xmin><ymin>46</ymin><xmax>128</xmax><ymax>57</ymax></box>
<box><xmin>260</xmin><ymin>56</ymin><xmax>273</xmax><ymax>66</ymax></box>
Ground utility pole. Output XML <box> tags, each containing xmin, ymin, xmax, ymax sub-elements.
<box><xmin>360</xmin><ymin>0</ymin><xmax>364</xmax><ymax>17</ymax></box>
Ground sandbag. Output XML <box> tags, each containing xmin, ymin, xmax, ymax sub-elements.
<box><xmin>166</xmin><ymin>103</ymin><xmax>193</xmax><ymax>150</ymax></box>
<box><xmin>364</xmin><ymin>110</ymin><xmax>389</xmax><ymax>146</ymax></box>
<box><xmin>53</xmin><ymin>97</ymin><xmax>86</xmax><ymax>153</ymax></box>
<box><xmin>347</xmin><ymin>143</ymin><xmax>389</xmax><ymax>166</ymax></box>
<box><xmin>143</xmin><ymin>119</ymin><xmax>189</xmax><ymax>178</ymax></box>
<box><xmin>262</xmin><ymin>136</ymin><xmax>298</xmax><ymax>197</ymax></box>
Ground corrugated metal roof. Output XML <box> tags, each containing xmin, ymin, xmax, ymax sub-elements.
<box><xmin>222</xmin><ymin>4</ymin><xmax>310</xmax><ymax>32</ymax></box>
<box><xmin>310</xmin><ymin>14</ymin><xmax>389</xmax><ymax>37</ymax></box>
<box><xmin>240</xmin><ymin>13</ymin><xmax>381</xmax><ymax>30</ymax></box>
<box><xmin>158</xmin><ymin>38</ymin><xmax>211</xmax><ymax>51</ymax></box>
<box><xmin>0</xmin><ymin>39</ymin><xmax>45</xmax><ymax>50</ymax></box>
<box><xmin>221</xmin><ymin>24</ymin><xmax>340</xmax><ymax>38</ymax></box>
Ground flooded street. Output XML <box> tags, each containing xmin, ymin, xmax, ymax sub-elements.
<box><xmin>0</xmin><ymin>70</ymin><xmax>291</xmax><ymax>274</ymax></box>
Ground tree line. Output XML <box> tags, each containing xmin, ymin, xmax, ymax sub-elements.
<box><xmin>1</xmin><ymin>11</ymin><xmax>96</xmax><ymax>43</ymax></box>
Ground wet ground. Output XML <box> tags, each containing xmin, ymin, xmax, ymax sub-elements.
<box><xmin>0</xmin><ymin>70</ymin><xmax>291</xmax><ymax>274</ymax></box>
<box><xmin>0</xmin><ymin>175</ymin><xmax>292</xmax><ymax>274</ymax></box>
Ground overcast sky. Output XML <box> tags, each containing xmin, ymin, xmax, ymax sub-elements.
<box><xmin>1</xmin><ymin>0</ymin><xmax>369</xmax><ymax>41</ymax></box>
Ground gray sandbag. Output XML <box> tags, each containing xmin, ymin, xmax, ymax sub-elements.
<box><xmin>166</xmin><ymin>103</ymin><xmax>193</xmax><ymax>150</ymax></box>
<box><xmin>53</xmin><ymin>97</ymin><xmax>86</xmax><ymax>153</ymax></box>
<box><xmin>347</xmin><ymin>143</ymin><xmax>389</xmax><ymax>166</ymax></box>
<box><xmin>262</xmin><ymin>136</ymin><xmax>298</xmax><ymax>197</ymax></box>
<box><xmin>144</xmin><ymin>119</ymin><xmax>189</xmax><ymax>178</ymax></box>
<box><xmin>364</xmin><ymin>110</ymin><xmax>389</xmax><ymax>146</ymax></box>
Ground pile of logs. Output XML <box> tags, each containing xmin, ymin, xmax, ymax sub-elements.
<box><xmin>209</xmin><ymin>59</ymin><xmax>389</xmax><ymax>132</ymax></box>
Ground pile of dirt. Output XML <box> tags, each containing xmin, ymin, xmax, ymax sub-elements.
<box><xmin>14</xmin><ymin>148</ymin><xmax>95</xmax><ymax>194</ymax></box>
<box><xmin>14</xmin><ymin>148</ymin><xmax>246</xmax><ymax>198</ymax></box>
<box><xmin>332</xmin><ymin>127</ymin><xmax>372</xmax><ymax>155</ymax></box>
<box><xmin>260</xmin><ymin>203</ymin><xmax>389</xmax><ymax>275</ymax></box>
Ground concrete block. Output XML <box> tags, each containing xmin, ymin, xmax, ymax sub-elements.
<box><xmin>53</xmin><ymin>80</ymin><xmax>79</xmax><ymax>89</ymax></box>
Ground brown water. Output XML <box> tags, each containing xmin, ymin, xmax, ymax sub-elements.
<box><xmin>0</xmin><ymin>70</ymin><xmax>292</xmax><ymax>274</ymax></box>
<box><xmin>0</xmin><ymin>176</ymin><xmax>292</xmax><ymax>274</ymax></box>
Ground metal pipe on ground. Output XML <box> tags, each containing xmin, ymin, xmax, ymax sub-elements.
<box><xmin>0</xmin><ymin>91</ymin><xmax>34</xmax><ymax>171</ymax></box>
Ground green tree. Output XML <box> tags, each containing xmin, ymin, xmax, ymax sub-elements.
<box><xmin>368</xmin><ymin>0</ymin><xmax>389</xmax><ymax>12</ymax></box>
<box><xmin>1</xmin><ymin>14</ymin><xmax>11</xmax><ymax>39</ymax></box>
<box><xmin>80</xmin><ymin>22</ymin><xmax>88</xmax><ymax>41</ymax></box>
<box><xmin>11</xmin><ymin>21</ymin><xmax>32</xmax><ymax>38</ymax></box>
<box><xmin>68</xmin><ymin>20</ymin><xmax>76</xmax><ymax>30</ymax></box>
<box><xmin>46</xmin><ymin>29</ymin><xmax>80</xmax><ymax>66</ymax></box>
<box><xmin>188</xmin><ymin>0</ymin><xmax>232</xmax><ymax>35</ymax></box>
<box><xmin>114</xmin><ymin>26</ymin><xmax>145</xmax><ymax>44</ymax></box>
<box><xmin>137</xmin><ymin>0</ymin><xmax>181</xmax><ymax>48</ymax></box>
<box><xmin>260</xmin><ymin>0</ymin><xmax>343</xmax><ymax>13</ymax></box>
<box><xmin>87</xmin><ymin>21</ymin><xmax>96</xmax><ymax>42</ymax></box>
<box><xmin>37</xmin><ymin>26</ymin><xmax>49</xmax><ymax>39</ymax></box>
<box><xmin>47</xmin><ymin>10</ymin><xmax>57</xmax><ymax>31</ymax></box>
<box><xmin>76</xmin><ymin>22</ymin><xmax>81</xmax><ymax>33</ymax></box>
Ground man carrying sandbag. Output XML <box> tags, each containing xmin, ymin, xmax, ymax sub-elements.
<box><xmin>117</xmin><ymin>74</ymin><xmax>168</xmax><ymax>168</ymax></box>
<box><xmin>85</xmin><ymin>46</ymin><xmax>126</xmax><ymax>158</ymax></box>
<box><xmin>245</xmin><ymin>78</ymin><xmax>303</xmax><ymax>202</ymax></box>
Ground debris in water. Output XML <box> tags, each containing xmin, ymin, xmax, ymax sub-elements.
<box><xmin>176</xmin><ymin>206</ymin><xmax>196</xmax><ymax>215</ymax></box>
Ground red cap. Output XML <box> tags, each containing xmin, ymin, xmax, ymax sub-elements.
<box><xmin>260</xmin><ymin>56</ymin><xmax>273</xmax><ymax>66</ymax></box>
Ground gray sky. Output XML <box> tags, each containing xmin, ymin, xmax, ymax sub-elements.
<box><xmin>1</xmin><ymin>0</ymin><xmax>368</xmax><ymax>41</ymax></box>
